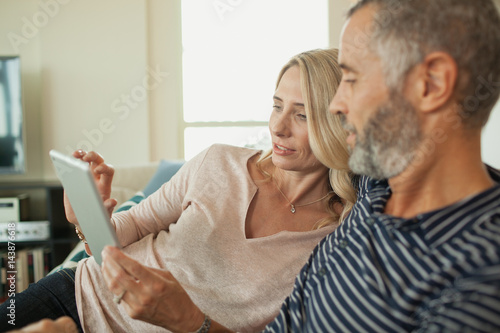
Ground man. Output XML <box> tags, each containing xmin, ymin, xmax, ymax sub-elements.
<box><xmin>264</xmin><ymin>0</ymin><xmax>500</xmax><ymax>331</ymax></box>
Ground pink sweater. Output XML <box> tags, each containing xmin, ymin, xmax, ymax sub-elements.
<box><xmin>75</xmin><ymin>144</ymin><xmax>335</xmax><ymax>332</ymax></box>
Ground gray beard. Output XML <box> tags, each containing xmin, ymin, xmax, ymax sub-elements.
<box><xmin>346</xmin><ymin>92</ymin><xmax>422</xmax><ymax>180</ymax></box>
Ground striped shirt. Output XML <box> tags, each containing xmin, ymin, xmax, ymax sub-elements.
<box><xmin>265</xmin><ymin>167</ymin><xmax>500</xmax><ymax>332</ymax></box>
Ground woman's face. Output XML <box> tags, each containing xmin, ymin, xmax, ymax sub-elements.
<box><xmin>269</xmin><ymin>66</ymin><xmax>324</xmax><ymax>173</ymax></box>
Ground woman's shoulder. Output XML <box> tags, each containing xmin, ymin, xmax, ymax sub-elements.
<box><xmin>194</xmin><ymin>144</ymin><xmax>262</xmax><ymax>177</ymax></box>
<box><xmin>205</xmin><ymin>143</ymin><xmax>262</xmax><ymax>160</ymax></box>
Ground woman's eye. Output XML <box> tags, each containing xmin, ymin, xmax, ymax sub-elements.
<box><xmin>297</xmin><ymin>114</ymin><xmax>307</xmax><ymax>121</ymax></box>
<box><xmin>344</xmin><ymin>79</ymin><xmax>356</xmax><ymax>85</ymax></box>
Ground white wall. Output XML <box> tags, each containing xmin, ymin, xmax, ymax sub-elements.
<box><xmin>39</xmin><ymin>0</ymin><xmax>149</xmax><ymax>174</ymax></box>
<box><xmin>483</xmin><ymin>104</ymin><xmax>500</xmax><ymax>169</ymax></box>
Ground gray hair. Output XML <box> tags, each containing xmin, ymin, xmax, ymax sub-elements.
<box><xmin>347</xmin><ymin>0</ymin><xmax>500</xmax><ymax>128</ymax></box>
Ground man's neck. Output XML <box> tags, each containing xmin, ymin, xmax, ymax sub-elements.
<box><xmin>384</xmin><ymin>135</ymin><xmax>495</xmax><ymax>218</ymax></box>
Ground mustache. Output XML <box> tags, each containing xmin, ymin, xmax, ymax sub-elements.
<box><xmin>339</xmin><ymin>114</ymin><xmax>357</xmax><ymax>134</ymax></box>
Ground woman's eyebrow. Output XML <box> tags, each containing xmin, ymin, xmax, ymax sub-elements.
<box><xmin>273</xmin><ymin>95</ymin><xmax>305</xmax><ymax>107</ymax></box>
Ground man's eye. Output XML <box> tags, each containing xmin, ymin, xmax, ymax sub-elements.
<box><xmin>273</xmin><ymin>105</ymin><xmax>282</xmax><ymax>111</ymax></box>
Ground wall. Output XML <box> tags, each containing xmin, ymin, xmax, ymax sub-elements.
<box><xmin>0</xmin><ymin>0</ymin><xmax>43</xmax><ymax>181</ymax></box>
<box><xmin>0</xmin><ymin>0</ymin><xmax>183</xmax><ymax>183</ymax></box>
<box><xmin>39</xmin><ymin>0</ymin><xmax>149</xmax><ymax>174</ymax></box>
<box><xmin>146</xmin><ymin>0</ymin><xmax>184</xmax><ymax>162</ymax></box>
<box><xmin>483</xmin><ymin>97</ymin><xmax>500</xmax><ymax>169</ymax></box>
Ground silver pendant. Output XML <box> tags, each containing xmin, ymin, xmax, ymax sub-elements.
<box><xmin>290</xmin><ymin>205</ymin><xmax>296</xmax><ymax>213</ymax></box>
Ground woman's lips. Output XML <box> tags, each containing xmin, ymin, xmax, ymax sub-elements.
<box><xmin>273</xmin><ymin>144</ymin><xmax>295</xmax><ymax>156</ymax></box>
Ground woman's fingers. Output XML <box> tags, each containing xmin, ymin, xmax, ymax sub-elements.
<box><xmin>100</xmin><ymin>247</ymin><xmax>205</xmax><ymax>331</ymax></box>
<box><xmin>81</xmin><ymin>151</ymin><xmax>105</xmax><ymax>165</ymax></box>
<box><xmin>93</xmin><ymin>163</ymin><xmax>115</xmax><ymax>188</ymax></box>
<box><xmin>103</xmin><ymin>198</ymin><xmax>118</xmax><ymax>217</ymax></box>
<box><xmin>101</xmin><ymin>248</ymin><xmax>134</xmax><ymax>292</ymax></box>
<box><xmin>72</xmin><ymin>149</ymin><xmax>86</xmax><ymax>160</ymax></box>
<box><xmin>101</xmin><ymin>247</ymin><xmax>144</xmax><ymax>309</ymax></box>
<box><xmin>70</xmin><ymin>150</ymin><xmax>115</xmax><ymax>200</ymax></box>
<box><xmin>102</xmin><ymin>246</ymin><xmax>151</xmax><ymax>284</ymax></box>
<box><xmin>72</xmin><ymin>150</ymin><xmax>114</xmax><ymax>177</ymax></box>
<box><xmin>101</xmin><ymin>246</ymin><xmax>169</xmax><ymax>311</ymax></box>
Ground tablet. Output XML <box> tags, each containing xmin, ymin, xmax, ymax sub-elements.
<box><xmin>49</xmin><ymin>149</ymin><xmax>121</xmax><ymax>265</ymax></box>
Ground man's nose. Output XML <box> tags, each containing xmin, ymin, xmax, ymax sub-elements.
<box><xmin>329</xmin><ymin>83</ymin><xmax>348</xmax><ymax>116</ymax></box>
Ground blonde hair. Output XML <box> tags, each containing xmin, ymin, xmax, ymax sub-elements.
<box><xmin>257</xmin><ymin>48</ymin><xmax>357</xmax><ymax>227</ymax></box>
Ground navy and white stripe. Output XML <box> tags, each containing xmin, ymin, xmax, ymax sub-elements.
<box><xmin>265</xmin><ymin>167</ymin><xmax>500</xmax><ymax>332</ymax></box>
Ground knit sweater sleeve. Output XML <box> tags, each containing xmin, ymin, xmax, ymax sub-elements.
<box><xmin>110</xmin><ymin>146</ymin><xmax>211</xmax><ymax>247</ymax></box>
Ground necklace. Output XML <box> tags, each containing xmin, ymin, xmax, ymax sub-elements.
<box><xmin>272</xmin><ymin>171</ymin><xmax>332</xmax><ymax>214</ymax></box>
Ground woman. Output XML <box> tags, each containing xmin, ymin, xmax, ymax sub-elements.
<box><xmin>0</xmin><ymin>48</ymin><xmax>356</xmax><ymax>333</ymax></box>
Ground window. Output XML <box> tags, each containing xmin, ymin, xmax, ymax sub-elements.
<box><xmin>181</xmin><ymin>0</ymin><xmax>329</xmax><ymax>159</ymax></box>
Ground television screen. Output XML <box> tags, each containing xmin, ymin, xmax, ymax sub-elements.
<box><xmin>0</xmin><ymin>56</ymin><xmax>25</xmax><ymax>174</ymax></box>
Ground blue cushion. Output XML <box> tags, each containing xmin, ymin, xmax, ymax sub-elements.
<box><xmin>114</xmin><ymin>191</ymin><xmax>146</xmax><ymax>213</ymax></box>
<box><xmin>142</xmin><ymin>159</ymin><xmax>184</xmax><ymax>196</ymax></box>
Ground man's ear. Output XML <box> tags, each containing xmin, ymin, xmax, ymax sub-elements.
<box><xmin>413</xmin><ymin>52</ymin><xmax>458</xmax><ymax>113</ymax></box>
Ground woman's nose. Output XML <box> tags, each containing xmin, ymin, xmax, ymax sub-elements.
<box><xmin>270</xmin><ymin>112</ymin><xmax>291</xmax><ymax>138</ymax></box>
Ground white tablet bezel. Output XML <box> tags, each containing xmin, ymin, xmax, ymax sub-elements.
<box><xmin>49</xmin><ymin>149</ymin><xmax>121</xmax><ymax>265</ymax></box>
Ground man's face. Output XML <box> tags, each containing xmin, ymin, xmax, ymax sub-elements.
<box><xmin>329</xmin><ymin>5</ymin><xmax>421</xmax><ymax>179</ymax></box>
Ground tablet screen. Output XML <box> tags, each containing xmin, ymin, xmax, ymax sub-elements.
<box><xmin>50</xmin><ymin>149</ymin><xmax>121</xmax><ymax>265</ymax></box>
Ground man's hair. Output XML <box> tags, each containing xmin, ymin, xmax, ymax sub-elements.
<box><xmin>348</xmin><ymin>0</ymin><xmax>500</xmax><ymax>128</ymax></box>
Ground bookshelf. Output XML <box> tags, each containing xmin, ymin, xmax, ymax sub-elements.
<box><xmin>0</xmin><ymin>181</ymin><xmax>79</xmax><ymax>298</ymax></box>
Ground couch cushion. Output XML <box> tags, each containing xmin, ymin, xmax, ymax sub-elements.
<box><xmin>142</xmin><ymin>159</ymin><xmax>184</xmax><ymax>196</ymax></box>
<box><xmin>114</xmin><ymin>191</ymin><xmax>146</xmax><ymax>213</ymax></box>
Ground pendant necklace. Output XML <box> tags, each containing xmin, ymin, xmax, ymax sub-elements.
<box><xmin>273</xmin><ymin>170</ymin><xmax>331</xmax><ymax>214</ymax></box>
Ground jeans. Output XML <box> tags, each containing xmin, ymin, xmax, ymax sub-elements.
<box><xmin>0</xmin><ymin>268</ymin><xmax>83</xmax><ymax>333</ymax></box>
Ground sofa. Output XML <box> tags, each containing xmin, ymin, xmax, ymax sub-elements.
<box><xmin>52</xmin><ymin>159</ymin><xmax>185</xmax><ymax>272</ymax></box>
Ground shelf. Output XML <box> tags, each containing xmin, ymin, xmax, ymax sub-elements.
<box><xmin>0</xmin><ymin>183</ymin><xmax>76</xmax><ymax>269</ymax></box>
<box><xmin>0</xmin><ymin>181</ymin><xmax>62</xmax><ymax>190</ymax></box>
